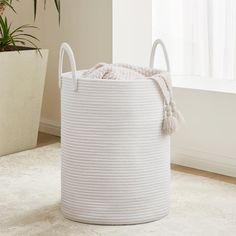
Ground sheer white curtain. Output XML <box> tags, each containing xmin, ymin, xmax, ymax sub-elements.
<box><xmin>152</xmin><ymin>0</ymin><xmax>236</xmax><ymax>81</ymax></box>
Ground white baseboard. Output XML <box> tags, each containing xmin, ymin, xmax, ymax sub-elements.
<box><xmin>39</xmin><ymin>119</ymin><xmax>61</xmax><ymax>137</ymax></box>
<box><xmin>172</xmin><ymin>147</ymin><xmax>236</xmax><ymax>178</ymax></box>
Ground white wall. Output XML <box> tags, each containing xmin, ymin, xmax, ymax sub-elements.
<box><xmin>112</xmin><ymin>0</ymin><xmax>152</xmax><ymax>66</ymax></box>
<box><xmin>6</xmin><ymin>0</ymin><xmax>112</xmax><ymax>134</ymax></box>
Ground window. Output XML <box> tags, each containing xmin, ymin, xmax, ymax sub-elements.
<box><xmin>152</xmin><ymin>0</ymin><xmax>236</xmax><ymax>93</ymax></box>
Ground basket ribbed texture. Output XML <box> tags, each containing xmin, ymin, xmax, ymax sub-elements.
<box><xmin>61</xmin><ymin>73</ymin><xmax>170</xmax><ymax>225</ymax></box>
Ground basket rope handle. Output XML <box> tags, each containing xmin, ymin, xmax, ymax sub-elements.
<box><xmin>149</xmin><ymin>39</ymin><xmax>170</xmax><ymax>72</ymax></box>
<box><xmin>59</xmin><ymin>42</ymin><xmax>77</xmax><ymax>91</ymax></box>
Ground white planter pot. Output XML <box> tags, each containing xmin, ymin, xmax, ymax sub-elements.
<box><xmin>0</xmin><ymin>49</ymin><xmax>48</xmax><ymax>156</ymax></box>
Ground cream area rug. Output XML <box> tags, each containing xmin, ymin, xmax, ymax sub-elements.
<box><xmin>0</xmin><ymin>143</ymin><xmax>236</xmax><ymax>236</ymax></box>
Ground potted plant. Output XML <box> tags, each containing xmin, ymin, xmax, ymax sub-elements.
<box><xmin>0</xmin><ymin>0</ymin><xmax>60</xmax><ymax>156</ymax></box>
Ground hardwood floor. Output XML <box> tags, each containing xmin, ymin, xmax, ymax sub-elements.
<box><xmin>37</xmin><ymin>132</ymin><xmax>236</xmax><ymax>185</ymax></box>
<box><xmin>171</xmin><ymin>164</ymin><xmax>236</xmax><ymax>185</ymax></box>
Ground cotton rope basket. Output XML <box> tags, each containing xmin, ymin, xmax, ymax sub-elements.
<box><xmin>59</xmin><ymin>40</ymin><xmax>172</xmax><ymax>225</ymax></box>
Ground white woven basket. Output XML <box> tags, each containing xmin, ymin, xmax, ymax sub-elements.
<box><xmin>59</xmin><ymin>40</ymin><xmax>171</xmax><ymax>225</ymax></box>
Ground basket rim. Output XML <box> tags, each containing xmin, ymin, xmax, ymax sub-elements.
<box><xmin>61</xmin><ymin>70</ymin><xmax>166</xmax><ymax>83</ymax></box>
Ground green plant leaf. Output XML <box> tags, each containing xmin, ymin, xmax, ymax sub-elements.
<box><xmin>33</xmin><ymin>0</ymin><xmax>37</xmax><ymax>21</ymax></box>
<box><xmin>12</xmin><ymin>33</ymin><xmax>39</xmax><ymax>41</ymax></box>
<box><xmin>54</xmin><ymin>0</ymin><xmax>61</xmax><ymax>23</ymax></box>
<box><xmin>0</xmin><ymin>0</ymin><xmax>16</xmax><ymax>13</ymax></box>
<box><xmin>10</xmin><ymin>24</ymin><xmax>37</xmax><ymax>36</ymax></box>
<box><xmin>33</xmin><ymin>0</ymin><xmax>60</xmax><ymax>23</ymax></box>
<box><xmin>0</xmin><ymin>16</ymin><xmax>40</xmax><ymax>52</ymax></box>
<box><xmin>1</xmin><ymin>0</ymin><xmax>60</xmax><ymax>23</ymax></box>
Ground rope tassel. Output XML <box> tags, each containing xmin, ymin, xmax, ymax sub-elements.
<box><xmin>162</xmin><ymin>101</ymin><xmax>184</xmax><ymax>135</ymax></box>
